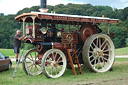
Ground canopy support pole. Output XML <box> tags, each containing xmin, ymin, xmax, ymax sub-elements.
<box><xmin>22</xmin><ymin>17</ymin><xmax>27</xmax><ymax>35</ymax></box>
<box><xmin>107</xmin><ymin>23</ymin><xmax>110</xmax><ymax>35</ymax></box>
<box><xmin>32</xmin><ymin>16</ymin><xmax>36</xmax><ymax>38</ymax></box>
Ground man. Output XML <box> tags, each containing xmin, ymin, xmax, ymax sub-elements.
<box><xmin>14</xmin><ymin>30</ymin><xmax>25</xmax><ymax>63</ymax></box>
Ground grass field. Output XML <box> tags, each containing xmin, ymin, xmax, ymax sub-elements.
<box><xmin>0</xmin><ymin>47</ymin><xmax>128</xmax><ymax>58</ymax></box>
<box><xmin>0</xmin><ymin>49</ymin><xmax>28</xmax><ymax>58</ymax></box>
<box><xmin>0</xmin><ymin>58</ymin><xmax>128</xmax><ymax>85</ymax></box>
<box><xmin>115</xmin><ymin>47</ymin><xmax>128</xmax><ymax>55</ymax></box>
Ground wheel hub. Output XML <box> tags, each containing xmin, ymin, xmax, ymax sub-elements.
<box><xmin>93</xmin><ymin>48</ymin><xmax>104</xmax><ymax>57</ymax></box>
<box><xmin>53</xmin><ymin>62</ymin><xmax>58</xmax><ymax>67</ymax></box>
<box><xmin>51</xmin><ymin>61</ymin><xmax>58</xmax><ymax>67</ymax></box>
<box><xmin>98</xmin><ymin>51</ymin><xmax>103</xmax><ymax>56</ymax></box>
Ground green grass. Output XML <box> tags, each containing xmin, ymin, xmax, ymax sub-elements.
<box><xmin>0</xmin><ymin>58</ymin><xmax>128</xmax><ymax>85</ymax></box>
<box><xmin>115</xmin><ymin>47</ymin><xmax>128</xmax><ymax>55</ymax></box>
<box><xmin>0</xmin><ymin>49</ymin><xmax>28</xmax><ymax>58</ymax></box>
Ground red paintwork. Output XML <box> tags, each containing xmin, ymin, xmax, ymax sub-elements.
<box><xmin>38</xmin><ymin>14</ymin><xmax>119</xmax><ymax>24</ymax></box>
<box><xmin>62</xmin><ymin>32</ymin><xmax>78</xmax><ymax>44</ymax></box>
<box><xmin>80</xmin><ymin>24</ymin><xmax>96</xmax><ymax>43</ymax></box>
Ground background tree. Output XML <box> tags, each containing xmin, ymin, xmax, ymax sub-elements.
<box><xmin>0</xmin><ymin>3</ymin><xmax>128</xmax><ymax>49</ymax></box>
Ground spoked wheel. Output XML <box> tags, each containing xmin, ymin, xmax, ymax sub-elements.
<box><xmin>42</xmin><ymin>49</ymin><xmax>67</xmax><ymax>78</ymax></box>
<box><xmin>22</xmin><ymin>49</ymin><xmax>42</xmax><ymax>76</ymax></box>
<box><xmin>82</xmin><ymin>34</ymin><xmax>115</xmax><ymax>72</ymax></box>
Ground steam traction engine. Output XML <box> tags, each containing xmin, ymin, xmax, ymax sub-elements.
<box><xmin>15</xmin><ymin>0</ymin><xmax>119</xmax><ymax>78</ymax></box>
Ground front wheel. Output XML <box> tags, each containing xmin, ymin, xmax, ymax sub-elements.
<box><xmin>42</xmin><ymin>49</ymin><xmax>67</xmax><ymax>78</ymax></box>
<box><xmin>82</xmin><ymin>34</ymin><xmax>115</xmax><ymax>73</ymax></box>
<box><xmin>22</xmin><ymin>49</ymin><xmax>42</xmax><ymax>76</ymax></box>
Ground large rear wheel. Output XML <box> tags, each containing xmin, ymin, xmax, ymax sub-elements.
<box><xmin>22</xmin><ymin>49</ymin><xmax>42</xmax><ymax>76</ymax></box>
<box><xmin>82</xmin><ymin>34</ymin><xmax>115</xmax><ymax>72</ymax></box>
<box><xmin>42</xmin><ymin>49</ymin><xmax>67</xmax><ymax>78</ymax></box>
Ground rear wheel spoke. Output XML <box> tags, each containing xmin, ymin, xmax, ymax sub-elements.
<box><xmin>100</xmin><ymin>39</ymin><xmax>107</xmax><ymax>48</ymax></box>
<box><xmin>104</xmin><ymin>53</ymin><xmax>109</xmax><ymax>56</ymax></box>
<box><xmin>92</xmin><ymin>42</ymin><xmax>97</xmax><ymax>48</ymax></box>
<box><xmin>90</xmin><ymin>44</ymin><xmax>94</xmax><ymax>49</ymax></box>
<box><xmin>99</xmin><ymin>38</ymin><xmax>101</xmax><ymax>48</ymax></box>
<box><xmin>89</xmin><ymin>54</ymin><xmax>94</xmax><ymax>58</ymax></box>
<box><xmin>96</xmin><ymin>38</ymin><xmax>98</xmax><ymax>47</ymax></box>
<box><xmin>98</xmin><ymin>58</ymin><xmax>103</xmax><ymax>68</ymax></box>
<box><xmin>103</xmin><ymin>57</ymin><xmax>108</xmax><ymax>61</ymax></box>
<box><xmin>102</xmin><ymin>43</ymin><xmax>107</xmax><ymax>50</ymax></box>
<box><xmin>91</xmin><ymin>58</ymin><xmax>95</xmax><ymax>63</ymax></box>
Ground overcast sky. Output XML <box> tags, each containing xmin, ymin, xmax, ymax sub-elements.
<box><xmin>0</xmin><ymin>0</ymin><xmax>128</xmax><ymax>15</ymax></box>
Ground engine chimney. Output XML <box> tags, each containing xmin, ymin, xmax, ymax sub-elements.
<box><xmin>39</xmin><ymin>0</ymin><xmax>48</xmax><ymax>13</ymax></box>
<box><xmin>41</xmin><ymin>0</ymin><xmax>46</xmax><ymax>8</ymax></box>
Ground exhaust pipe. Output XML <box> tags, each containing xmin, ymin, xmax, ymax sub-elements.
<box><xmin>39</xmin><ymin>0</ymin><xmax>48</xmax><ymax>13</ymax></box>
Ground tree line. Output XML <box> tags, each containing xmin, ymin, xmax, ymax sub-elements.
<box><xmin>0</xmin><ymin>3</ymin><xmax>128</xmax><ymax>49</ymax></box>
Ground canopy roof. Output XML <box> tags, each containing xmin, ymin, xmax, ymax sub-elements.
<box><xmin>15</xmin><ymin>12</ymin><xmax>119</xmax><ymax>24</ymax></box>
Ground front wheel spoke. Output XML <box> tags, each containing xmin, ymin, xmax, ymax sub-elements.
<box><xmin>35</xmin><ymin>52</ymin><xmax>37</xmax><ymax>60</ymax></box>
<box><xmin>47</xmin><ymin>57</ymin><xmax>52</xmax><ymax>61</ymax></box>
<box><xmin>58</xmin><ymin>60</ymin><xmax>63</xmax><ymax>64</ymax></box>
<box><xmin>55</xmin><ymin>67</ymin><xmax>57</xmax><ymax>75</ymax></box>
<box><xmin>35</xmin><ymin>64</ymin><xmax>39</xmax><ymax>71</ymax></box>
<box><xmin>28</xmin><ymin>63</ymin><xmax>33</xmax><ymax>68</ymax></box>
<box><xmin>27</xmin><ymin>57</ymin><xmax>33</xmax><ymax>61</ymax></box>
<box><xmin>34</xmin><ymin>64</ymin><xmax>36</xmax><ymax>72</ymax></box>
<box><xmin>37</xmin><ymin>64</ymin><xmax>41</xmax><ymax>67</ymax></box>
<box><xmin>45</xmin><ymin>61</ymin><xmax>52</xmax><ymax>67</ymax></box>
<box><xmin>57</xmin><ymin>56</ymin><xmax>61</xmax><ymax>62</ymax></box>
<box><xmin>56</xmin><ymin>67</ymin><xmax>60</xmax><ymax>72</ymax></box>
<box><xmin>54</xmin><ymin>53</ymin><xmax>58</xmax><ymax>61</ymax></box>
<box><xmin>51</xmin><ymin>67</ymin><xmax>53</xmax><ymax>75</ymax></box>
<box><xmin>30</xmin><ymin>53</ymin><xmax>33</xmax><ymax>61</ymax></box>
<box><xmin>29</xmin><ymin>64</ymin><xmax>34</xmax><ymax>72</ymax></box>
<box><xmin>48</xmin><ymin>66</ymin><xmax>53</xmax><ymax>73</ymax></box>
<box><xmin>52</xmin><ymin>52</ymin><xmax>54</xmax><ymax>60</ymax></box>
